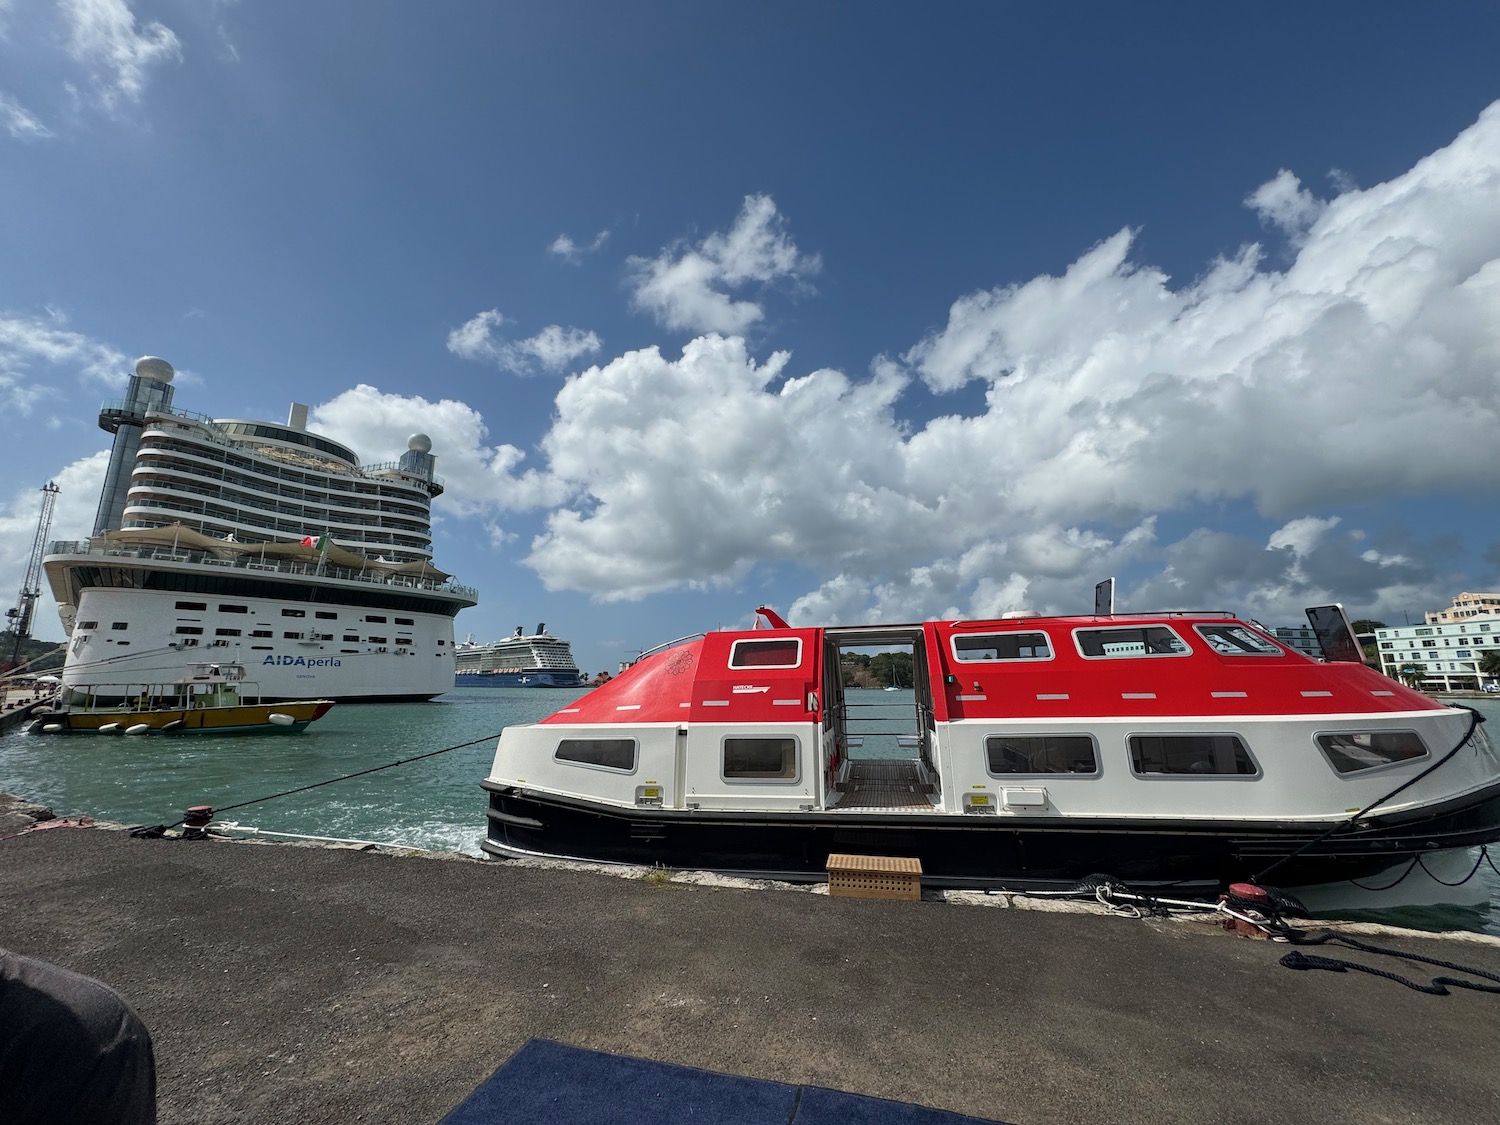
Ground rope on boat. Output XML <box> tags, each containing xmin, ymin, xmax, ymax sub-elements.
<box><xmin>1249</xmin><ymin>705</ymin><xmax>1486</xmax><ymax>887</ymax></box>
<box><xmin>125</xmin><ymin>731</ymin><xmax>501</xmax><ymax>839</ymax></box>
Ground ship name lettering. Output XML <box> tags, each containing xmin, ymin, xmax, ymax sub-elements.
<box><xmin>262</xmin><ymin>655</ymin><xmax>342</xmax><ymax>668</ymax></box>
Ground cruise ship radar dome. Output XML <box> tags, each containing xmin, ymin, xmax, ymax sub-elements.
<box><xmin>408</xmin><ymin>433</ymin><xmax>432</xmax><ymax>453</ymax></box>
<box><xmin>134</xmin><ymin>356</ymin><xmax>175</xmax><ymax>383</ymax></box>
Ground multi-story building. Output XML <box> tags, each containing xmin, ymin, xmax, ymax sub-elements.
<box><xmin>1374</xmin><ymin>617</ymin><xmax>1500</xmax><ymax>693</ymax></box>
<box><xmin>1426</xmin><ymin>592</ymin><xmax>1500</xmax><ymax>624</ymax></box>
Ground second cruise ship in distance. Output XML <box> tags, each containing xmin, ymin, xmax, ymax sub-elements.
<box><xmin>453</xmin><ymin>624</ymin><xmax>587</xmax><ymax>688</ymax></box>
<box><xmin>43</xmin><ymin>356</ymin><xmax>479</xmax><ymax>703</ymax></box>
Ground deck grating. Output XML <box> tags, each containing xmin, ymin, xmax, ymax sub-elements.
<box><xmin>831</xmin><ymin>759</ymin><xmax>935</xmax><ymax>810</ymax></box>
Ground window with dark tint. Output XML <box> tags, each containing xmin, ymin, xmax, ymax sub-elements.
<box><xmin>1195</xmin><ymin>624</ymin><xmax>1283</xmax><ymax>656</ymax></box>
<box><xmin>1076</xmin><ymin>627</ymin><xmax>1189</xmax><ymax>658</ymax></box>
<box><xmin>315</xmin><ymin>611</ymin><xmax>338</xmax><ymax>620</ymax></box>
<box><xmin>283</xmin><ymin>631</ymin><xmax>303</xmax><ymax>640</ymax></box>
<box><xmin>343</xmin><ymin>634</ymin><xmax>360</xmax><ymax>642</ymax></box>
<box><xmin>175</xmin><ymin>601</ymin><xmax>206</xmax><ymax>611</ymax></box>
<box><xmin>955</xmin><ymin>632</ymin><xmax>1053</xmax><ymax>662</ymax></box>
<box><xmin>395</xmin><ymin>617</ymin><xmax>414</xmax><ymax>625</ymax></box>
<box><xmin>366</xmin><ymin>616</ymin><xmax>387</xmax><ymax>624</ymax></box>
<box><xmin>281</xmin><ymin>608</ymin><xmax>305</xmax><ymax>618</ymax></box>
<box><xmin>174</xmin><ymin>626</ymin><xmax>203</xmax><ymax>635</ymax></box>
<box><xmin>555</xmin><ymin>738</ymin><xmax>636</xmax><ymax>771</ymax></box>
<box><xmin>78</xmin><ymin>620</ymin><xmax>98</xmax><ymax>630</ymax></box>
<box><xmin>219</xmin><ymin>604</ymin><xmax>248</xmax><ymax>614</ymax></box>
<box><xmin>729</xmin><ymin>638</ymin><xmax>801</xmax><ymax>668</ymax></box>
<box><xmin>251</xmin><ymin>630</ymin><xmax>273</xmax><ymax>638</ymax></box>
<box><xmin>368</xmin><ymin>636</ymin><xmax>386</xmax><ymax>644</ymax></box>
<box><xmin>111</xmin><ymin>622</ymin><xmax>128</xmax><ymax>631</ymax></box>
<box><xmin>985</xmin><ymin>734</ymin><xmax>1098</xmax><ymax>774</ymax></box>
<box><xmin>1317</xmin><ymin>731</ymin><xmax>1428</xmax><ymax>774</ymax></box>
<box><xmin>723</xmin><ymin>737</ymin><xmax>797</xmax><ymax>779</ymax></box>
<box><xmin>215</xmin><ymin>629</ymin><xmax>241</xmax><ymax>637</ymax></box>
<box><xmin>1129</xmin><ymin>734</ymin><xmax>1257</xmax><ymax>776</ymax></box>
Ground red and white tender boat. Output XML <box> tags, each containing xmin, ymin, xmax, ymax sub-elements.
<box><xmin>481</xmin><ymin>605</ymin><xmax>1500</xmax><ymax>903</ymax></box>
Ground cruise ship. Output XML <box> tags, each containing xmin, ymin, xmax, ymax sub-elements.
<box><xmin>453</xmin><ymin>625</ymin><xmax>586</xmax><ymax>688</ymax></box>
<box><xmin>42</xmin><ymin>356</ymin><xmax>479</xmax><ymax>703</ymax></box>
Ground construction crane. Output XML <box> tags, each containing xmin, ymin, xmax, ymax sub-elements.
<box><xmin>8</xmin><ymin>481</ymin><xmax>60</xmax><ymax>667</ymax></box>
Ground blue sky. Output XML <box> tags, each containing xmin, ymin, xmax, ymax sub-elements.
<box><xmin>3</xmin><ymin>1</ymin><xmax>1500</xmax><ymax>675</ymax></box>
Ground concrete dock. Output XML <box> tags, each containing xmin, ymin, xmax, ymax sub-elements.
<box><xmin>2</xmin><ymin>810</ymin><xmax>1499</xmax><ymax>1124</ymax></box>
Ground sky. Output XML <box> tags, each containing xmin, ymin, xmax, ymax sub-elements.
<box><xmin>3</xmin><ymin>2</ymin><xmax>1500</xmax><ymax>677</ymax></box>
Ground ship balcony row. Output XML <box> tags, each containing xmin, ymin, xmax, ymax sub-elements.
<box><xmin>125</xmin><ymin>476</ymin><xmax>432</xmax><ymax>535</ymax></box>
<box><xmin>45</xmin><ymin>539</ymin><xmax>477</xmax><ymax>601</ymax></box>
<box><xmin>139</xmin><ymin>428</ymin><xmax>442</xmax><ymax>497</ymax></box>
<box><xmin>134</xmin><ymin>454</ymin><xmax>433</xmax><ymax>516</ymax></box>
<box><xmin>136</xmin><ymin>441</ymin><xmax>435</xmax><ymax>507</ymax></box>
<box><xmin>120</xmin><ymin>499</ymin><xmax>435</xmax><ymax>555</ymax></box>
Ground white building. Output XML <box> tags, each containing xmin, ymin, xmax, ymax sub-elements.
<box><xmin>1426</xmin><ymin>592</ymin><xmax>1500</xmax><ymax>625</ymax></box>
<box><xmin>1374</xmin><ymin>617</ymin><xmax>1500</xmax><ymax>692</ymax></box>
<box><xmin>1271</xmin><ymin>626</ymin><xmax>1323</xmax><ymax>658</ymax></box>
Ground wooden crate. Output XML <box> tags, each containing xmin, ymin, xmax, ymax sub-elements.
<box><xmin>826</xmin><ymin>853</ymin><xmax>922</xmax><ymax>901</ymax></box>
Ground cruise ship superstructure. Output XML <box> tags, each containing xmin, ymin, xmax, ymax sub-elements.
<box><xmin>454</xmin><ymin>625</ymin><xmax>587</xmax><ymax>688</ymax></box>
<box><xmin>43</xmin><ymin>356</ymin><xmax>479</xmax><ymax>703</ymax></box>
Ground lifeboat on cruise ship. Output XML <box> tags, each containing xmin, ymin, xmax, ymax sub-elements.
<box><xmin>480</xmin><ymin>603</ymin><xmax>1500</xmax><ymax>903</ymax></box>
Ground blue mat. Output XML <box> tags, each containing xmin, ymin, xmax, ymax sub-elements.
<box><xmin>439</xmin><ymin>1039</ymin><xmax>1008</xmax><ymax>1125</ymax></box>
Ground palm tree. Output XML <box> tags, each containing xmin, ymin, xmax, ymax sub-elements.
<box><xmin>1397</xmin><ymin>662</ymin><xmax>1426</xmax><ymax>689</ymax></box>
<box><xmin>1479</xmin><ymin>651</ymin><xmax>1500</xmax><ymax>690</ymax></box>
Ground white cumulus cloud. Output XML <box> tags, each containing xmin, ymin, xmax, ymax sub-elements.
<box><xmin>0</xmin><ymin>92</ymin><xmax>50</xmax><ymax>139</ymax></box>
<box><xmin>61</xmin><ymin>0</ymin><xmax>181</xmax><ymax>113</ymax></box>
<box><xmin>447</xmin><ymin>310</ymin><xmax>601</xmax><ymax>375</ymax></box>
<box><xmin>549</xmin><ymin>230</ymin><xmax>610</xmax><ymax>263</ymax></box>
<box><xmin>473</xmin><ymin>102</ymin><xmax>1500</xmax><ymax>623</ymax></box>
<box><xmin>627</xmin><ymin>194</ymin><xmax>821</xmax><ymax>335</ymax></box>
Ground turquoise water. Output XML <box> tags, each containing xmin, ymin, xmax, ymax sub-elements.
<box><xmin>3</xmin><ymin>687</ymin><xmax>1497</xmax><ymax>933</ymax></box>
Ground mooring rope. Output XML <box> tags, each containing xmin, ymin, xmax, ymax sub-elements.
<box><xmin>127</xmin><ymin>731</ymin><xmax>501</xmax><ymax>835</ymax></box>
<box><xmin>1251</xmin><ymin>705</ymin><xmax>1485</xmax><ymax>886</ymax></box>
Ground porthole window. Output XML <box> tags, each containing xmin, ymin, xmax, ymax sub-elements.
<box><xmin>1129</xmin><ymin>734</ymin><xmax>1257</xmax><ymax>776</ymax></box>
<box><xmin>1076</xmin><ymin>626</ymin><xmax>1190</xmax><ymax>658</ymax></box>
<box><xmin>723</xmin><ymin>736</ymin><xmax>798</xmax><ymax>779</ymax></box>
<box><xmin>954</xmin><ymin>632</ymin><xmax>1053</xmax><ymax>663</ymax></box>
<box><xmin>985</xmin><ymin>734</ymin><xmax>1099</xmax><ymax>775</ymax></box>
<box><xmin>1317</xmin><ymin>731</ymin><xmax>1428</xmax><ymax>774</ymax></box>
<box><xmin>555</xmin><ymin>738</ymin><xmax>637</xmax><ymax>772</ymax></box>
<box><xmin>728</xmin><ymin>638</ymin><xmax>802</xmax><ymax>669</ymax></box>
<box><xmin>1194</xmin><ymin>624</ymin><xmax>1283</xmax><ymax>656</ymax></box>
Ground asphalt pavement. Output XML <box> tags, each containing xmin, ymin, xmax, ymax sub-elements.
<box><xmin>2</xmin><ymin>810</ymin><xmax>1499</xmax><ymax>1125</ymax></box>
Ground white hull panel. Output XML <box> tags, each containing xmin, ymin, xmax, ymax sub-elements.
<box><xmin>62</xmin><ymin>584</ymin><xmax>458</xmax><ymax>701</ymax></box>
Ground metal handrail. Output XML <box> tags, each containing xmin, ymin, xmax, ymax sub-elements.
<box><xmin>44</xmin><ymin>540</ymin><xmax>477</xmax><ymax>601</ymax></box>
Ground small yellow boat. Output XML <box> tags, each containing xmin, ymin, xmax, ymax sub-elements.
<box><xmin>29</xmin><ymin>662</ymin><xmax>334</xmax><ymax>735</ymax></box>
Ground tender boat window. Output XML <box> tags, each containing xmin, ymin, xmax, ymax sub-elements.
<box><xmin>729</xmin><ymin>638</ymin><xmax>802</xmax><ymax>669</ymax></box>
<box><xmin>723</xmin><ymin>736</ymin><xmax>798</xmax><ymax>779</ymax></box>
<box><xmin>985</xmin><ymin>734</ymin><xmax>1098</xmax><ymax>775</ymax></box>
<box><xmin>1317</xmin><ymin>731</ymin><xmax>1428</xmax><ymax>774</ymax></box>
<box><xmin>1076</xmin><ymin>626</ymin><xmax>1190</xmax><ymax>658</ymax></box>
<box><xmin>555</xmin><ymin>738</ymin><xmax>637</xmax><ymax>772</ymax></box>
<box><xmin>1129</xmin><ymin>734</ymin><xmax>1257</xmax><ymax>776</ymax></box>
<box><xmin>1195</xmin><ymin>624</ymin><xmax>1283</xmax><ymax>656</ymax></box>
<box><xmin>954</xmin><ymin>632</ymin><xmax>1053</xmax><ymax>663</ymax></box>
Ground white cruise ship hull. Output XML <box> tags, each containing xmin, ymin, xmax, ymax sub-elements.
<box><xmin>46</xmin><ymin>550</ymin><xmax>469</xmax><ymax>703</ymax></box>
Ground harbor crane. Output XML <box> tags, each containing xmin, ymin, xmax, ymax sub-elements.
<box><xmin>8</xmin><ymin>481</ymin><xmax>60</xmax><ymax>666</ymax></box>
